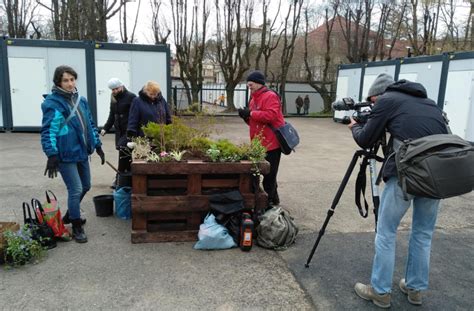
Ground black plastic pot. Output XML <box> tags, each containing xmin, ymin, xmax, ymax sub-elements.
<box><xmin>93</xmin><ymin>195</ymin><xmax>114</xmax><ymax>217</ymax></box>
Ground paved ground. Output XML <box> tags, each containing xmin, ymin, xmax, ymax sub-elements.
<box><xmin>0</xmin><ymin>117</ymin><xmax>473</xmax><ymax>310</ymax></box>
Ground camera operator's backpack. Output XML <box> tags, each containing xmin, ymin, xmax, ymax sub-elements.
<box><xmin>395</xmin><ymin>134</ymin><xmax>474</xmax><ymax>199</ymax></box>
<box><xmin>256</xmin><ymin>207</ymin><xmax>298</xmax><ymax>250</ymax></box>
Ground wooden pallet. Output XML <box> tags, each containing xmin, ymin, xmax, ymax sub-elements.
<box><xmin>131</xmin><ymin>160</ymin><xmax>269</xmax><ymax>243</ymax></box>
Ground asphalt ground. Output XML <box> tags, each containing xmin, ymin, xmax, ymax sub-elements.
<box><xmin>0</xmin><ymin>117</ymin><xmax>473</xmax><ymax>310</ymax></box>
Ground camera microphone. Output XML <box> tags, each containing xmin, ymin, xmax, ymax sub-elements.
<box><xmin>332</xmin><ymin>99</ymin><xmax>347</xmax><ymax>111</ymax></box>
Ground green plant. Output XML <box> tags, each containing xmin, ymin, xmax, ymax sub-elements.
<box><xmin>215</xmin><ymin>139</ymin><xmax>242</xmax><ymax>162</ymax></box>
<box><xmin>239</xmin><ymin>137</ymin><xmax>267</xmax><ymax>176</ymax></box>
<box><xmin>129</xmin><ymin>136</ymin><xmax>152</xmax><ymax>160</ymax></box>
<box><xmin>170</xmin><ymin>150</ymin><xmax>187</xmax><ymax>161</ymax></box>
<box><xmin>3</xmin><ymin>225</ymin><xmax>45</xmax><ymax>266</ymax></box>
<box><xmin>206</xmin><ymin>144</ymin><xmax>221</xmax><ymax>162</ymax></box>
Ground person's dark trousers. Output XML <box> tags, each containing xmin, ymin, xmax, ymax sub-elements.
<box><xmin>263</xmin><ymin>148</ymin><xmax>281</xmax><ymax>206</ymax></box>
<box><xmin>118</xmin><ymin>148</ymin><xmax>131</xmax><ymax>173</ymax></box>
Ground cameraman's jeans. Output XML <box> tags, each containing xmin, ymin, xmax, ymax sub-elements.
<box><xmin>371</xmin><ymin>177</ymin><xmax>439</xmax><ymax>294</ymax></box>
<box><xmin>59</xmin><ymin>160</ymin><xmax>91</xmax><ymax>220</ymax></box>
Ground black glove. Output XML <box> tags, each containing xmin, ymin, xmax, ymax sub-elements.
<box><xmin>126</xmin><ymin>130</ymin><xmax>135</xmax><ymax>140</ymax></box>
<box><xmin>96</xmin><ymin>147</ymin><xmax>105</xmax><ymax>165</ymax></box>
<box><xmin>238</xmin><ymin>107</ymin><xmax>251</xmax><ymax>120</ymax></box>
<box><xmin>44</xmin><ymin>155</ymin><xmax>59</xmax><ymax>179</ymax></box>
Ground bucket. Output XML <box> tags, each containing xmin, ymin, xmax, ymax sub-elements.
<box><xmin>93</xmin><ymin>195</ymin><xmax>114</xmax><ymax>217</ymax></box>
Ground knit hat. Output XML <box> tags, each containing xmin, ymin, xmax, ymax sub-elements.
<box><xmin>366</xmin><ymin>73</ymin><xmax>395</xmax><ymax>100</ymax></box>
<box><xmin>107</xmin><ymin>78</ymin><xmax>124</xmax><ymax>90</ymax></box>
<box><xmin>247</xmin><ymin>71</ymin><xmax>265</xmax><ymax>85</ymax></box>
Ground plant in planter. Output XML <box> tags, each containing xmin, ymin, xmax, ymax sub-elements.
<box><xmin>3</xmin><ymin>225</ymin><xmax>46</xmax><ymax>267</ymax></box>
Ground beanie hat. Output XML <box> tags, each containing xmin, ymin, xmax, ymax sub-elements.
<box><xmin>107</xmin><ymin>78</ymin><xmax>124</xmax><ymax>90</ymax></box>
<box><xmin>366</xmin><ymin>73</ymin><xmax>395</xmax><ymax>100</ymax></box>
<box><xmin>247</xmin><ymin>70</ymin><xmax>265</xmax><ymax>85</ymax></box>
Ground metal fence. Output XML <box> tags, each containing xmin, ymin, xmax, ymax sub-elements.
<box><xmin>171</xmin><ymin>82</ymin><xmax>334</xmax><ymax>115</ymax></box>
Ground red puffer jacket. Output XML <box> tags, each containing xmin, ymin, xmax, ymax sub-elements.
<box><xmin>248</xmin><ymin>86</ymin><xmax>285</xmax><ymax>151</ymax></box>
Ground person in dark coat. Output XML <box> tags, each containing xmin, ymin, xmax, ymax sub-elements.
<box><xmin>127</xmin><ymin>80</ymin><xmax>172</xmax><ymax>139</ymax></box>
<box><xmin>303</xmin><ymin>95</ymin><xmax>310</xmax><ymax>115</ymax></box>
<box><xmin>101</xmin><ymin>78</ymin><xmax>136</xmax><ymax>174</ymax></box>
<box><xmin>295</xmin><ymin>95</ymin><xmax>303</xmax><ymax>115</ymax></box>
<box><xmin>349</xmin><ymin>74</ymin><xmax>448</xmax><ymax>308</ymax></box>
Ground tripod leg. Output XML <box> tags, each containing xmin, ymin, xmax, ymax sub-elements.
<box><xmin>305</xmin><ymin>150</ymin><xmax>365</xmax><ymax>268</ymax></box>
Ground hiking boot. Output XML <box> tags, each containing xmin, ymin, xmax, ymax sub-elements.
<box><xmin>354</xmin><ymin>283</ymin><xmax>391</xmax><ymax>309</ymax></box>
<box><xmin>399</xmin><ymin>279</ymin><xmax>422</xmax><ymax>305</ymax></box>
<box><xmin>62</xmin><ymin>211</ymin><xmax>86</xmax><ymax>226</ymax></box>
<box><xmin>71</xmin><ymin>219</ymin><xmax>88</xmax><ymax>243</ymax></box>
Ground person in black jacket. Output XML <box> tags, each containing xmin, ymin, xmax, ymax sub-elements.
<box><xmin>127</xmin><ymin>80</ymin><xmax>172</xmax><ymax>139</ymax></box>
<box><xmin>349</xmin><ymin>74</ymin><xmax>448</xmax><ymax>308</ymax></box>
<box><xmin>101</xmin><ymin>78</ymin><xmax>136</xmax><ymax>175</ymax></box>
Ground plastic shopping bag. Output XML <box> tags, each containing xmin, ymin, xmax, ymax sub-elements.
<box><xmin>114</xmin><ymin>186</ymin><xmax>131</xmax><ymax>220</ymax></box>
<box><xmin>194</xmin><ymin>213</ymin><xmax>237</xmax><ymax>250</ymax></box>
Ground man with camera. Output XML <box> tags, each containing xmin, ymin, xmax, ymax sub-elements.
<box><xmin>348</xmin><ymin>73</ymin><xmax>448</xmax><ymax>308</ymax></box>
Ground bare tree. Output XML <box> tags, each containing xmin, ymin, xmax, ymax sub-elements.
<box><xmin>304</xmin><ymin>2</ymin><xmax>339</xmax><ymax>113</ymax></box>
<box><xmin>214</xmin><ymin>0</ymin><xmax>254</xmax><ymax>111</ymax></box>
<box><xmin>2</xmin><ymin>0</ymin><xmax>39</xmax><ymax>38</ymax></box>
<box><xmin>338</xmin><ymin>0</ymin><xmax>374</xmax><ymax>63</ymax></box>
<box><xmin>254</xmin><ymin>0</ymin><xmax>283</xmax><ymax>78</ymax></box>
<box><xmin>171</xmin><ymin>0</ymin><xmax>210</xmax><ymax>107</ymax></box>
<box><xmin>119</xmin><ymin>0</ymin><xmax>141</xmax><ymax>43</ymax></box>
<box><xmin>277</xmin><ymin>0</ymin><xmax>304</xmax><ymax>113</ymax></box>
<box><xmin>150</xmin><ymin>0</ymin><xmax>171</xmax><ymax>44</ymax></box>
<box><xmin>403</xmin><ymin>0</ymin><xmax>440</xmax><ymax>56</ymax></box>
<box><xmin>37</xmin><ymin>0</ymin><xmax>123</xmax><ymax>41</ymax></box>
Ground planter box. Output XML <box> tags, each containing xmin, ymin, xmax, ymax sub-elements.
<box><xmin>131</xmin><ymin>160</ymin><xmax>270</xmax><ymax>243</ymax></box>
<box><xmin>0</xmin><ymin>222</ymin><xmax>20</xmax><ymax>264</ymax></box>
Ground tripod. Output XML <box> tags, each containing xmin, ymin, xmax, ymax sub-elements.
<box><xmin>305</xmin><ymin>141</ymin><xmax>385</xmax><ymax>268</ymax></box>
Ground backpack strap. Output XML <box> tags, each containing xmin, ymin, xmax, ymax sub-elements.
<box><xmin>355</xmin><ymin>157</ymin><xmax>369</xmax><ymax>218</ymax></box>
<box><xmin>64</xmin><ymin>95</ymin><xmax>81</xmax><ymax>124</ymax></box>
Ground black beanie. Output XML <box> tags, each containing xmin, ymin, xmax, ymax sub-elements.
<box><xmin>247</xmin><ymin>70</ymin><xmax>265</xmax><ymax>85</ymax></box>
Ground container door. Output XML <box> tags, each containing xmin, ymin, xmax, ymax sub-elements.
<box><xmin>95</xmin><ymin>60</ymin><xmax>131</xmax><ymax>127</ymax></box>
<box><xmin>9</xmin><ymin>57</ymin><xmax>47</xmax><ymax>127</ymax></box>
<box><xmin>443</xmin><ymin>70</ymin><xmax>473</xmax><ymax>140</ymax></box>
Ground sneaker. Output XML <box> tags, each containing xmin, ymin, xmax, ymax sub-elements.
<box><xmin>399</xmin><ymin>279</ymin><xmax>422</xmax><ymax>305</ymax></box>
<box><xmin>354</xmin><ymin>283</ymin><xmax>391</xmax><ymax>309</ymax></box>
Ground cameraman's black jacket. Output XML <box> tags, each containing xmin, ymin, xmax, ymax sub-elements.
<box><xmin>351</xmin><ymin>80</ymin><xmax>448</xmax><ymax>181</ymax></box>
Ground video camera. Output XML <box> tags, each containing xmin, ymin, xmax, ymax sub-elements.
<box><xmin>332</xmin><ymin>97</ymin><xmax>373</xmax><ymax>124</ymax></box>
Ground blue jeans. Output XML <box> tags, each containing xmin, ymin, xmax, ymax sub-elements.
<box><xmin>59</xmin><ymin>160</ymin><xmax>91</xmax><ymax>220</ymax></box>
<box><xmin>371</xmin><ymin>177</ymin><xmax>440</xmax><ymax>294</ymax></box>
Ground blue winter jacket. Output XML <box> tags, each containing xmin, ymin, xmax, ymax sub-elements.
<box><xmin>41</xmin><ymin>87</ymin><xmax>102</xmax><ymax>162</ymax></box>
<box><xmin>127</xmin><ymin>90</ymin><xmax>172</xmax><ymax>138</ymax></box>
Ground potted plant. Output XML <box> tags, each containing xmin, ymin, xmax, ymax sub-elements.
<box><xmin>2</xmin><ymin>225</ymin><xmax>46</xmax><ymax>266</ymax></box>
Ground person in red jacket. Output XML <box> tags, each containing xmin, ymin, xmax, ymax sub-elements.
<box><xmin>238</xmin><ymin>70</ymin><xmax>285</xmax><ymax>207</ymax></box>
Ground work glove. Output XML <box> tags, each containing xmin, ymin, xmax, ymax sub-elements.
<box><xmin>100</xmin><ymin>129</ymin><xmax>106</xmax><ymax>136</ymax></box>
<box><xmin>96</xmin><ymin>147</ymin><xmax>105</xmax><ymax>165</ymax></box>
<box><xmin>238</xmin><ymin>107</ymin><xmax>251</xmax><ymax>120</ymax></box>
<box><xmin>44</xmin><ymin>155</ymin><xmax>59</xmax><ymax>179</ymax></box>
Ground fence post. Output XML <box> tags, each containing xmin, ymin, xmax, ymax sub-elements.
<box><xmin>173</xmin><ymin>86</ymin><xmax>177</xmax><ymax>115</ymax></box>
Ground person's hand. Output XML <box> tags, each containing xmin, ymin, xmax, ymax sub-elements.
<box><xmin>238</xmin><ymin>107</ymin><xmax>251</xmax><ymax>120</ymax></box>
<box><xmin>96</xmin><ymin>147</ymin><xmax>105</xmax><ymax>165</ymax></box>
<box><xmin>44</xmin><ymin>156</ymin><xmax>59</xmax><ymax>179</ymax></box>
<box><xmin>100</xmin><ymin>129</ymin><xmax>106</xmax><ymax>136</ymax></box>
<box><xmin>347</xmin><ymin>117</ymin><xmax>358</xmax><ymax>129</ymax></box>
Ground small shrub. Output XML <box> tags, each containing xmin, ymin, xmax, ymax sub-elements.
<box><xmin>3</xmin><ymin>225</ymin><xmax>45</xmax><ymax>266</ymax></box>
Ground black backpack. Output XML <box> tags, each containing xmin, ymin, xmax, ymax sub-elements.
<box><xmin>395</xmin><ymin>134</ymin><xmax>474</xmax><ymax>199</ymax></box>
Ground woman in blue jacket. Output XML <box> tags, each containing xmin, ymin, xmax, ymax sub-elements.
<box><xmin>41</xmin><ymin>65</ymin><xmax>105</xmax><ymax>243</ymax></box>
<box><xmin>126</xmin><ymin>80</ymin><xmax>172</xmax><ymax>138</ymax></box>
